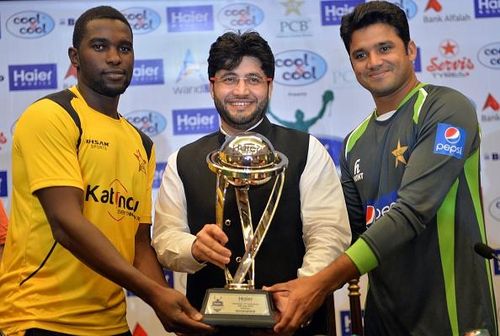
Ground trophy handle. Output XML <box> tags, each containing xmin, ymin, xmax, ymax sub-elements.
<box><xmin>235</xmin><ymin>187</ymin><xmax>254</xmax><ymax>287</ymax></box>
<box><xmin>215</xmin><ymin>174</ymin><xmax>233</xmax><ymax>284</ymax></box>
<box><xmin>232</xmin><ymin>171</ymin><xmax>286</xmax><ymax>284</ymax></box>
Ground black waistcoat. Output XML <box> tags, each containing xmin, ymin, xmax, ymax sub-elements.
<box><xmin>177</xmin><ymin>117</ymin><xmax>327</xmax><ymax>335</ymax></box>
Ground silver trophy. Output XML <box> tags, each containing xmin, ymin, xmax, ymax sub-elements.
<box><xmin>201</xmin><ymin>132</ymin><xmax>288</xmax><ymax>328</ymax></box>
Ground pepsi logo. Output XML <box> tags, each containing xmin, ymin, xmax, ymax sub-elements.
<box><xmin>365</xmin><ymin>205</ymin><xmax>375</xmax><ymax>226</ymax></box>
<box><xmin>444</xmin><ymin>127</ymin><xmax>461</xmax><ymax>144</ymax></box>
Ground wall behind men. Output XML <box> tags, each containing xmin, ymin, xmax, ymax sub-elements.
<box><xmin>0</xmin><ymin>0</ymin><xmax>499</xmax><ymax>335</ymax></box>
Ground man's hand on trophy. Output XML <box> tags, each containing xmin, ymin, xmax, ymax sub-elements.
<box><xmin>191</xmin><ymin>224</ymin><xmax>232</xmax><ymax>268</ymax></box>
<box><xmin>152</xmin><ymin>287</ymin><xmax>215</xmax><ymax>335</ymax></box>
<box><xmin>264</xmin><ymin>276</ymin><xmax>327</xmax><ymax>335</ymax></box>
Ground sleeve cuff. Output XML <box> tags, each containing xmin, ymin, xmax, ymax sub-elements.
<box><xmin>180</xmin><ymin>235</ymin><xmax>207</xmax><ymax>273</ymax></box>
<box><xmin>345</xmin><ymin>238</ymin><xmax>379</xmax><ymax>274</ymax></box>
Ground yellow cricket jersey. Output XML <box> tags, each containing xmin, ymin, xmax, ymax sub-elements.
<box><xmin>0</xmin><ymin>86</ymin><xmax>155</xmax><ymax>335</ymax></box>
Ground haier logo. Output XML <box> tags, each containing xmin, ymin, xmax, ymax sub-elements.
<box><xmin>122</xmin><ymin>7</ymin><xmax>161</xmax><ymax>34</ymax></box>
<box><xmin>153</xmin><ymin>161</ymin><xmax>167</xmax><ymax>189</ymax></box>
<box><xmin>9</xmin><ymin>64</ymin><xmax>57</xmax><ymax>91</ymax></box>
<box><xmin>218</xmin><ymin>3</ymin><xmax>264</xmax><ymax>30</ymax></box>
<box><xmin>173</xmin><ymin>108</ymin><xmax>219</xmax><ymax>135</ymax></box>
<box><xmin>365</xmin><ymin>191</ymin><xmax>397</xmax><ymax>227</ymax></box>
<box><xmin>321</xmin><ymin>0</ymin><xmax>364</xmax><ymax>26</ymax></box>
<box><xmin>0</xmin><ymin>171</ymin><xmax>7</xmax><ymax>197</ymax></box>
<box><xmin>474</xmin><ymin>0</ymin><xmax>500</xmax><ymax>18</ymax></box>
<box><xmin>125</xmin><ymin>110</ymin><xmax>167</xmax><ymax>137</ymax></box>
<box><xmin>477</xmin><ymin>42</ymin><xmax>500</xmax><ymax>69</ymax></box>
<box><xmin>86</xmin><ymin>179</ymin><xmax>139</xmax><ymax>221</ymax></box>
<box><xmin>131</xmin><ymin>59</ymin><xmax>164</xmax><ymax>86</ymax></box>
<box><xmin>6</xmin><ymin>11</ymin><xmax>54</xmax><ymax>38</ymax></box>
<box><xmin>167</xmin><ymin>5</ymin><xmax>213</xmax><ymax>32</ymax></box>
<box><xmin>433</xmin><ymin>123</ymin><xmax>466</xmax><ymax>159</ymax></box>
<box><xmin>275</xmin><ymin>50</ymin><xmax>327</xmax><ymax>86</ymax></box>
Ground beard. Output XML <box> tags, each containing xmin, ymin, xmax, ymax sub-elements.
<box><xmin>88</xmin><ymin>74</ymin><xmax>132</xmax><ymax>97</ymax></box>
<box><xmin>214</xmin><ymin>96</ymin><xmax>269</xmax><ymax>131</ymax></box>
<box><xmin>77</xmin><ymin>64</ymin><xmax>132</xmax><ymax>98</ymax></box>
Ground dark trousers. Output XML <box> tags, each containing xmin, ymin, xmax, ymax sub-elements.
<box><xmin>25</xmin><ymin>328</ymin><xmax>132</xmax><ymax>336</ymax></box>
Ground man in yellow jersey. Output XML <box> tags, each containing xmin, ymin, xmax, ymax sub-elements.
<box><xmin>0</xmin><ymin>199</ymin><xmax>7</xmax><ymax>260</ymax></box>
<box><xmin>0</xmin><ymin>6</ymin><xmax>213</xmax><ymax>336</ymax></box>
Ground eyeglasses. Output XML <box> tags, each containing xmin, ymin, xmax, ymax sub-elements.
<box><xmin>210</xmin><ymin>75</ymin><xmax>272</xmax><ymax>87</ymax></box>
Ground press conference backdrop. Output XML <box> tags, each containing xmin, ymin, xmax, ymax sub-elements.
<box><xmin>0</xmin><ymin>0</ymin><xmax>499</xmax><ymax>334</ymax></box>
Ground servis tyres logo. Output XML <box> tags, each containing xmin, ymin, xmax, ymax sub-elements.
<box><xmin>6</xmin><ymin>11</ymin><xmax>54</xmax><ymax>38</ymax></box>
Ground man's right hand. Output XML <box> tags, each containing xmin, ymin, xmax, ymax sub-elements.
<box><xmin>191</xmin><ymin>224</ymin><xmax>231</xmax><ymax>268</ymax></box>
<box><xmin>153</xmin><ymin>287</ymin><xmax>214</xmax><ymax>334</ymax></box>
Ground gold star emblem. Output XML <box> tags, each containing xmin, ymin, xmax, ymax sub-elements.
<box><xmin>392</xmin><ymin>140</ymin><xmax>408</xmax><ymax>168</ymax></box>
<box><xmin>134</xmin><ymin>149</ymin><xmax>147</xmax><ymax>174</ymax></box>
<box><xmin>280</xmin><ymin>0</ymin><xmax>303</xmax><ymax>15</ymax></box>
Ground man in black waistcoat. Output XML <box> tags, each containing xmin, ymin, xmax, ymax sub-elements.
<box><xmin>152</xmin><ymin>31</ymin><xmax>351</xmax><ymax>335</ymax></box>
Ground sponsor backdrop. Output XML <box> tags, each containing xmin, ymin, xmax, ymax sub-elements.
<box><xmin>0</xmin><ymin>0</ymin><xmax>499</xmax><ymax>335</ymax></box>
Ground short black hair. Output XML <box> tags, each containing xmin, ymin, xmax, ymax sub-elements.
<box><xmin>340</xmin><ymin>1</ymin><xmax>410</xmax><ymax>53</ymax></box>
<box><xmin>72</xmin><ymin>6</ymin><xmax>132</xmax><ymax>49</ymax></box>
<box><xmin>207</xmin><ymin>31</ymin><xmax>274</xmax><ymax>79</ymax></box>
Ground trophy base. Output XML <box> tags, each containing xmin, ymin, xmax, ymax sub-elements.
<box><xmin>201</xmin><ymin>288</ymin><xmax>276</xmax><ymax>328</ymax></box>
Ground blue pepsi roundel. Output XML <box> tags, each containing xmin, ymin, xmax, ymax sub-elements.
<box><xmin>433</xmin><ymin>123</ymin><xmax>466</xmax><ymax>159</ymax></box>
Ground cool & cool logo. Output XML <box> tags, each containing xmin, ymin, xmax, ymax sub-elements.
<box><xmin>122</xmin><ymin>7</ymin><xmax>161</xmax><ymax>34</ymax></box>
<box><xmin>274</xmin><ymin>50</ymin><xmax>327</xmax><ymax>86</ymax></box>
<box><xmin>477</xmin><ymin>42</ymin><xmax>500</xmax><ymax>69</ymax></box>
<box><xmin>217</xmin><ymin>3</ymin><xmax>264</xmax><ymax>30</ymax></box>
<box><xmin>7</xmin><ymin>11</ymin><xmax>54</xmax><ymax>38</ymax></box>
<box><xmin>125</xmin><ymin>110</ymin><xmax>167</xmax><ymax>137</ymax></box>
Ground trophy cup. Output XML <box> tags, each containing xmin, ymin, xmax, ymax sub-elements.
<box><xmin>201</xmin><ymin>132</ymin><xmax>288</xmax><ymax>328</ymax></box>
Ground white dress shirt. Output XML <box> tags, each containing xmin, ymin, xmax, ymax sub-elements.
<box><xmin>152</xmin><ymin>134</ymin><xmax>351</xmax><ymax>277</ymax></box>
